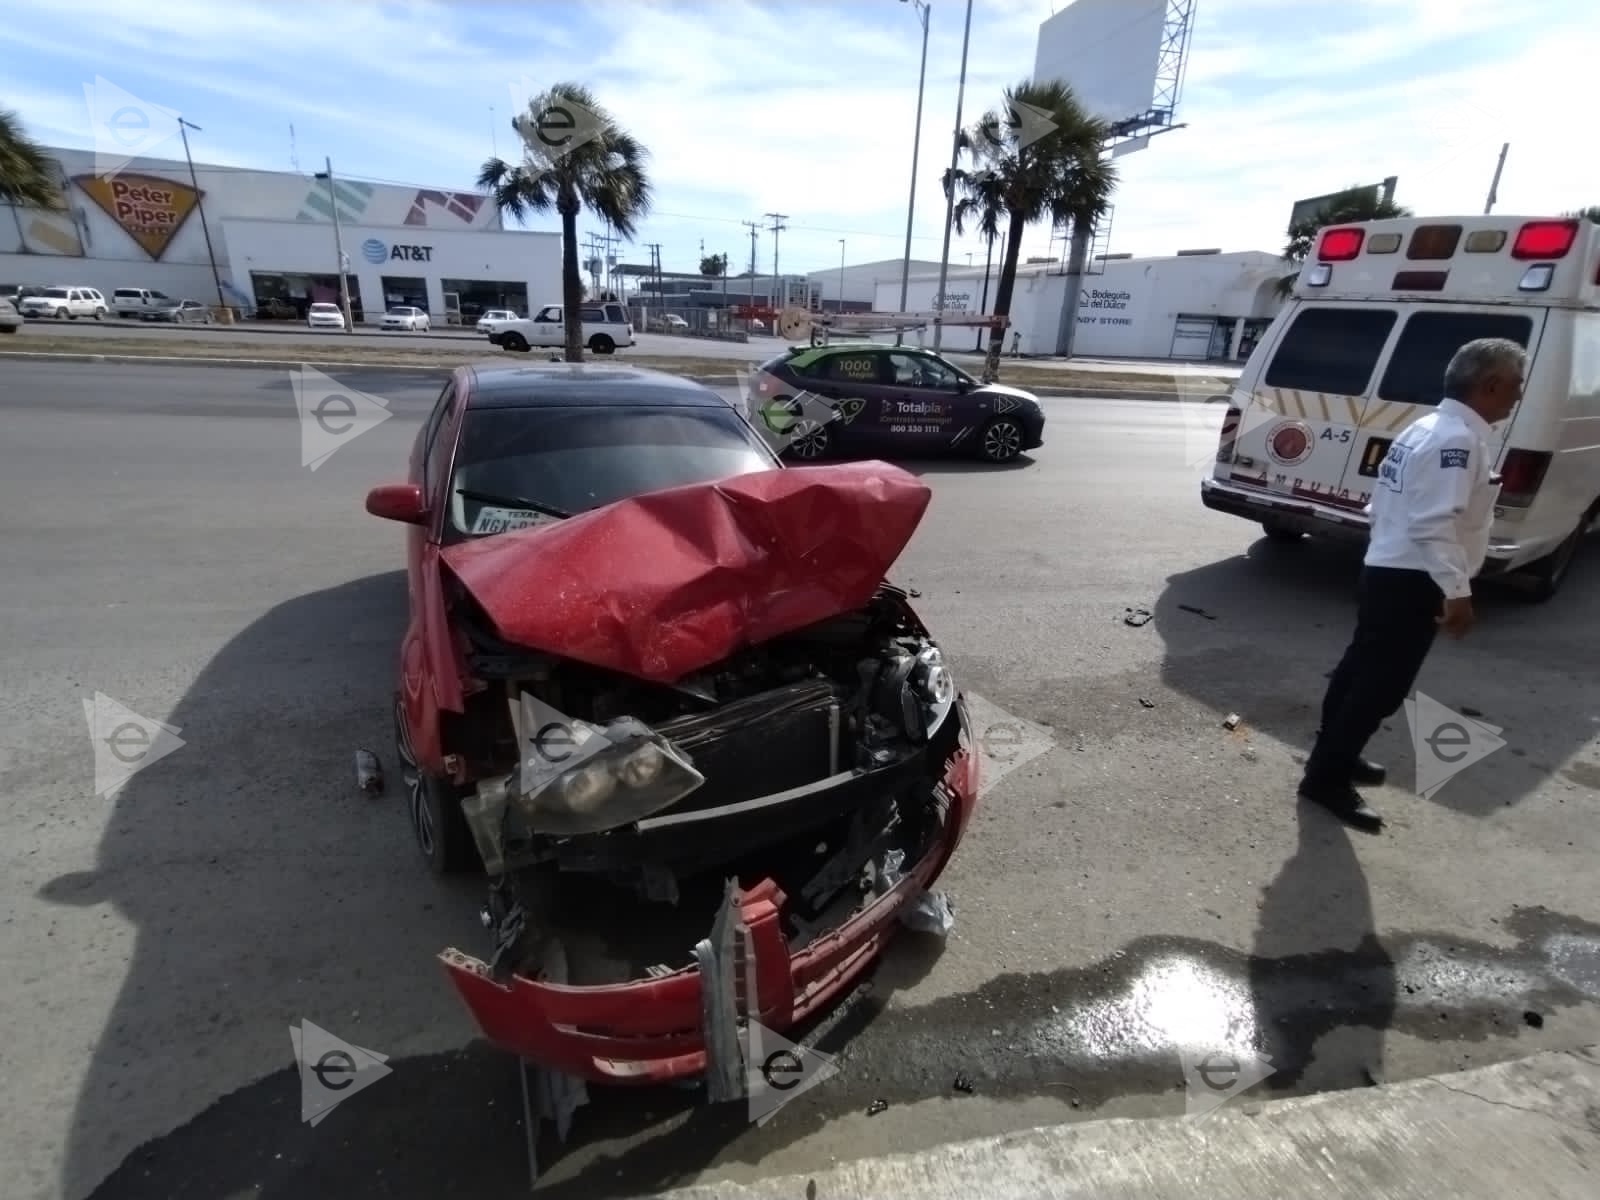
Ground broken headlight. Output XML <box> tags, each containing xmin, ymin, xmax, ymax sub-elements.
<box><xmin>516</xmin><ymin>715</ymin><xmax>705</xmax><ymax>837</ymax></box>
<box><xmin>872</xmin><ymin>644</ymin><xmax>956</xmax><ymax>744</ymax></box>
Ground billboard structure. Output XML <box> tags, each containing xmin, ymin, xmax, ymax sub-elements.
<box><xmin>1033</xmin><ymin>0</ymin><xmax>1195</xmax><ymax>152</ymax></box>
<box><xmin>1288</xmin><ymin>178</ymin><xmax>1399</xmax><ymax>229</ymax></box>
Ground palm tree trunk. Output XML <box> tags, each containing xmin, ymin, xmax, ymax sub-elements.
<box><xmin>982</xmin><ymin>216</ymin><xmax>1025</xmax><ymax>383</ymax></box>
<box><xmin>559</xmin><ymin>202</ymin><xmax>584</xmax><ymax>362</ymax></box>
<box><xmin>1054</xmin><ymin>218</ymin><xmax>1093</xmax><ymax>358</ymax></box>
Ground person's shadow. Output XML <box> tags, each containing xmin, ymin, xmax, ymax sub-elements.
<box><xmin>1250</xmin><ymin>807</ymin><xmax>1394</xmax><ymax>1093</ymax></box>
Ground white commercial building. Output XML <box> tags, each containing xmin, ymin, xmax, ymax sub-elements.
<box><xmin>0</xmin><ymin>145</ymin><xmax>559</xmax><ymax>325</ymax></box>
<box><xmin>806</xmin><ymin>257</ymin><xmax>947</xmax><ymax>310</ymax></box>
<box><xmin>873</xmin><ymin>251</ymin><xmax>1287</xmax><ymax>362</ymax></box>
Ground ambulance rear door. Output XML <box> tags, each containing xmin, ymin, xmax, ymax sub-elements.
<box><xmin>1227</xmin><ymin>302</ymin><xmax>1400</xmax><ymax>513</ymax></box>
<box><xmin>1333</xmin><ymin>305</ymin><xmax>1547</xmax><ymax>504</ymax></box>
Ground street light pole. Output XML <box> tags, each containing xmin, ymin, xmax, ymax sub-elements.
<box><xmin>837</xmin><ymin>238</ymin><xmax>846</xmax><ymax>313</ymax></box>
<box><xmin>317</xmin><ymin>157</ymin><xmax>355</xmax><ymax>333</ymax></box>
<box><xmin>896</xmin><ymin>0</ymin><xmax>930</xmax><ymax>347</ymax></box>
<box><xmin>931</xmin><ymin>0</ymin><xmax>973</xmax><ymax>354</ymax></box>
<box><xmin>177</xmin><ymin>118</ymin><xmax>229</xmax><ymax>321</ymax></box>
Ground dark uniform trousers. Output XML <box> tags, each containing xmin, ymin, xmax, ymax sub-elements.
<box><xmin>1304</xmin><ymin>566</ymin><xmax>1444</xmax><ymax>787</ymax></box>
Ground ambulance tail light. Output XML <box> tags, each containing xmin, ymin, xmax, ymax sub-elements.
<box><xmin>1497</xmin><ymin>448</ymin><xmax>1552</xmax><ymax>508</ymax></box>
<box><xmin>1317</xmin><ymin>228</ymin><xmax>1364</xmax><ymax>261</ymax></box>
<box><xmin>1217</xmin><ymin>404</ymin><xmax>1243</xmax><ymax>462</ymax></box>
<box><xmin>1511</xmin><ymin>220</ymin><xmax>1579</xmax><ymax>261</ymax></box>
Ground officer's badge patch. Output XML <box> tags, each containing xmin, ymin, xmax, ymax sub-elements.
<box><xmin>1440</xmin><ymin>448</ymin><xmax>1470</xmax><ymax>469</ymax></box>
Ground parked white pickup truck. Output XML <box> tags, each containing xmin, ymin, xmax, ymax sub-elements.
<box><xmin>484</xmin><ymin>301</ymin><xmax>634</xmax><ymax>355</ymax></box>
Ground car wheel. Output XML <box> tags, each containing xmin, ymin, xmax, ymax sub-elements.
<box><xmin>502</xmin><ymin>332</ymin><xmax>529</xmax><ymax>352</ymax></box>
<box><xmin>1261</xmin><ymin>520</ymin><xmax>1304</xmax><ymax>544</ymax></box>
<box><xmin>785</xmin><ymin>416</ymin><xmax>832</xmax><ymax>461</ymax></box>
<box><xmin>393</xmin><ymin>694</ymin><xmax>478</xmax><ymax>875</ymax></box>
<box><xmin>589</xmin><ymin>334</ymin><xmax>616</xmax><ymax>354</ymax></box>
<box><xmin>56</xmin><ymin>308</ymin><xmax>69</xmax><ymax>320</ymax></box>
<box><xmin>978</xmin><ymin>416</ymin><xmax>1025</xmax><ymax>463</ymax></box>
<box><xmin>94</xmin><ymin>308</ymin><xmax>105</xmax><ymax>320</ymax></box>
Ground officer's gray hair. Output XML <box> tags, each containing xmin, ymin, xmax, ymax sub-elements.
<box><xmin>1443</xmin><ymin>338</ymin><xmax>1526</xmax><ymax>399</ymax></box>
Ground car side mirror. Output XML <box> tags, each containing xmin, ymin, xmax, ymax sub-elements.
<box><xmin>365</xmin><ymin>483</ymin><xmax>428</xmax><ymax>525</ymax></box>
<box><xmin>955</xmin><ymin>379</ymin><xmax>972</xmax><ymax>392</ymax></box>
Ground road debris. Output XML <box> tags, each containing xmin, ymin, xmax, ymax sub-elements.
<box><xmin>867</xmin><ymin>1099</ymin><xmax>888</xmax><ymax>1116</ymax></box>
<box><xmin>355</xmin><ymin>749</ymin><xmax>383</xmax><ymax>794</ymax></box>
<box><xmin>953</xmin><ymin>1074</ymin><xmax>975</xmax><ymax>1095</ymax></box>
<box><xmin>1138</xmin><ymin>698</ymin><xmax>1156</xmax><ymax>709</ymax></box>
<box><xmin>1461</xmin><ymin>705</ymin><xmax>1485</xmax><ymax>718</ymax></box>
<box><xmin>1524</xmin><ymin>1010</ymin><xmax>1545</xmax><ymax>1028</ymax></box>
<box><xmin>1177</xmin><ymin>603</ymin><xmax>1218</xmax><ymax>620</ymax></box>
<box><xmin>1223</xmin><ymin>713</ymin><xmax>1241</xmax><ymax>731</ymax></box>
<box><xmin>876</xmin><ymin>848</ymin><xmax>956</xmax><ymax>935</ymax></box>
<box><xmin>1122</xmin><ymin>607</ymin><xmax>1153</xmax><ymax>627</ymax></box>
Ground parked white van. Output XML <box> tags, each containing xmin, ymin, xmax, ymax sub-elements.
<box><xmin>1201</xmin><ymin>214</ymin><xmax>1600</xmax><ymax>601</ymax></box>
<box><xmin>486</xmin><ymin>301</ymin><xmax>634</xmax><ymax>355</ymax></box>
<box><xmin>112</xmin><ymin>287</ymin><xmax>173</xmax><ymax>318</ymax></box>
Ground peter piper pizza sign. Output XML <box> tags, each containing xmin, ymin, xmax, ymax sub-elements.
<box><xmin>73</xmin><ymin>173</ymin><xmax>202</xmax><ymax>260</ymax></box>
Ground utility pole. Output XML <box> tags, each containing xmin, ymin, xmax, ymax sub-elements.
<box><xmin>1483</xmin><ymin>144</ymin><xmax>1509</xmax><ymax>215</ymax></box>
<box><xmin>312</xmin><ymin>154</ymin><xmax>354</xmax><ymax>333</ymax></box>
<box><xmin>177</xmin><ymin>118</ymin><xmax>230</xmax><ymax>322</ymax></box>
<box><xmin>931</xmin><ymin>0</ymin><xmax>974</xmax><ymax>353</ymax></box>
<box><xmin>644</xmin><ymin>243</ymin><xmax>661</xmax><ymax>318</ymax></box>
<box><xmin>897</xmin><ymin>0</ymin><xmax>931</xmax><ymax>347</ymax></box>
<box><xmin>766</xmin><ymin>212</ymin><xmax>788</xmax><ymax>313</ymax></box>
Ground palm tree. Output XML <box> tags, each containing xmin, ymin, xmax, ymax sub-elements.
<box><xmin>945</xmin><ymin>80</ymin><xmax>1117</xmax><ymax>381</ymax></box>
<box><xmin>1275</xmin><ymin>185</ymin><xmax>1412</xmax><ymax>298</ymax></box>
<box><xmin>478</xmin><ymin>83</ymin><xmax>651</xmax><ymax>362</ymax></box>
<box><xmin>0</xmin><ymin>107</ymin><xmax>64</xmax><ymax>210</ymax></box>
<box><xmin>699</xmin><ymin>253</ymin><xmax>727</xmax><ymax>277</ymax></box>
<box><xmin>942</xmin><ymin>159</ymin><xmax>1006</xmax><ymax>353</ymax></box>
<box><xmin>1563</xmin><ymin>206</ymin><xmax>1600</xmax><ymax>222</ymax></box>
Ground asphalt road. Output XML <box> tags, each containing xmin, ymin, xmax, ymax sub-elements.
<box><xmin>2</xmin><ymin>361</ymin><xmax>1597</xmax><ymax>1200</ymax></box>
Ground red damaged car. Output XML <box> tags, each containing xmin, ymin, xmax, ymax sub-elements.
<box><xmin>364</xmin><ymin>362</ymin><xmax>979</xmax><ymax>1089</ymax></box>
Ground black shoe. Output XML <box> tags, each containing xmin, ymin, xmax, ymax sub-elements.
<box><xmin>1350</xmin><ymin>758</ymin><xmax>1387</xmax><ymax>787</ymax></box>
<box><xmin>1297</xmin><ymin>780</ymin><xmax>1384</xmax><ymax>832</ymax></box>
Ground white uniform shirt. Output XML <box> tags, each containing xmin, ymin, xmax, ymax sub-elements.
<box><xmin>1362</xmin><ymin>397</ymin><xmax>1501</xmax><ymax>600</ymax></box>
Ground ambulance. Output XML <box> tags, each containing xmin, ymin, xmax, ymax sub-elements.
<box><xmin>1201</xmin><ymin>214</ymin><xmax>1600</xmax><ymax>601</ymax></box>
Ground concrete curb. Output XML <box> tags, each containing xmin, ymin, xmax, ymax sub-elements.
<box><xmin>649</xmin><ymin>1045</ymin><xmax>1600</xmax><ymax>1199</ymax></box>
<box><xmin>0</xmin><ymin>350</ymin><xmax>1187</xmax><ymax>402</ymax></box>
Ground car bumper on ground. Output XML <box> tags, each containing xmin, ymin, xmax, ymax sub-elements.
<box><xmin>438</xmin><ymin>700</ymin><xmax>980</xmax><ymax>1086</ymax></box>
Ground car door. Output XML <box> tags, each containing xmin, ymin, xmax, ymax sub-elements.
<box><xmin>403</xmin><ymin>379</ymin><xmax>464</xmax><ymax>759</ymax></box>
<box><xmin>883</xmin><ymin>350</ymin><xmax>967</xmax><ymax>450</ymax></box>
<box><xmin>811</xmin><ymin>349</ymin><xmax>898</xmax><ymax>450</ymax></box>
<box><xmin>531</xmin><ymin>305</ymin><xmax>563</xmax><ymax>346</ymax></box>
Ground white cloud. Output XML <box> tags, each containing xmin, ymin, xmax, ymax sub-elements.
<box><xmin>3</xmin><ymin>0</ymin><xmax>1595</xmax><ymax>277</ymax></box>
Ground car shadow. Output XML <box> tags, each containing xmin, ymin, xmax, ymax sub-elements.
<box><xmin>47</xmin><ymin>569</ymin><xmax>486</xmax><ymax>1200</ymax></box>
<box><xmin>1152</xmin><ymin>532</ymin><xmax>1600</xmax><ymax>818</ymax></box>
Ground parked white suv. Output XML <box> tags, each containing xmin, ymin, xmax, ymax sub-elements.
<box><xmin>20</xmin><ymin>286</ymin><xmax>107</xmax><ymax>320</ymax></box>
<box><xmin>111</xmin><ymin>287</ymin><xmax>173</xmax><ymax>318</ymax></box>
<box><xmin>487</xmin><ymin>301</ymin><xmax>633</xmax><ymax>355</ymax></box>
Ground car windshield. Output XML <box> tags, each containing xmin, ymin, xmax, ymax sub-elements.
<box><xmin>310</xmin><ymin>304</ymin><xmax>337</xmax><ymax>312</ymax></box>
<box><xmin>443</xmin><ymin>404</ymin><xmax>776</xmax><ymax>543</ymax></box>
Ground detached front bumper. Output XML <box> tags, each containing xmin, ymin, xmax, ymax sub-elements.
<box><xmin>438</xmin><ymin>699</ymin><xmax>980</xmax><ymax>1085</ymax></box>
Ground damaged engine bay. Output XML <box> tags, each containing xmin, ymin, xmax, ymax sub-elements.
<box><xmin>442</xmin><ymin>575</ymin><xmax>966</xmax><ymax>990</ymax></box>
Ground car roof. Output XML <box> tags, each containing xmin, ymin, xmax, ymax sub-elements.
<box><xmin>463</xmin><ymin>363</ymin><xmax>733</xmax><ymax>410</ymax></box>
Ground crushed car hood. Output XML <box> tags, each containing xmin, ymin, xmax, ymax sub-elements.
<box><xmin>439</xmin><ymin>460</ymin><xmax>932</xmax><ymax>684</ymax></box>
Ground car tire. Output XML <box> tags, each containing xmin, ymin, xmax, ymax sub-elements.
<box><xmin>1261</xmin><ymin>520</ymin><xmax>1304</xmax><ymax>544</ymax></box>
<box><xmin>394</xmin><ymin>694</ymin><xmax>478</xmax><ymax>875</ymax></box>
<box><xmin>0</xmin><ymin>324</ymin><xmax>16</xmax><ymax>335</ymax></box>
<box><xmin>977</xmin><ymin>416</ymin><xmax>1025</xmax><ymax>463</ymax></box>
<box><xmin>589</xmin><ymin>334</ymin><xmax>616</xmax><ymax>354</ymax></box>
<box><xmin>502</xmin><ymin>332</ymin><xmax>529</xmax><ymax>353</ymax></box>
<box><xmin>784</xmin><ymin>413</ymin><xmax>832</xmax><ymax>461</ymax></box>
<box><xmin>56</xmin><ymin>308</ymin><xmax>69</xmax><ymax>320</ymax></box>
<box><xmin>94</xmin><ymin>308</ymin><xmax>105</xmax><ymax>320</ymax></box>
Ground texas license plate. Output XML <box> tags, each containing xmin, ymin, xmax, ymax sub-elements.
<box><xmin>470</xmin><ymin>506</ymin><xmax>558</xmax><ymax>535</ymax></box>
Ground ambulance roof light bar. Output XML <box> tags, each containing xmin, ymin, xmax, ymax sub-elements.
<box><xmin>1316</xmin><ymin>228</ymin><xmax>1364</xmax><ymax>261</ymax></box>
<box><xmin>1511</xmin><ymin>219</ymin><xmax>1579</xmax><ymax>260</ymax></box>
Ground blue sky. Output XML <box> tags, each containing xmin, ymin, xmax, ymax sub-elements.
<box><xmin>4</xmin><ymin>0</ymin><xmax>1595</xmax><ymax>280</ymax></box>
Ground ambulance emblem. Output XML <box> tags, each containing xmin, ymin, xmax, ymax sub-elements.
<box><xmin>1266</xmin><ymin>421</ymin><xmax>1314</xmax><ymax>466</ymax></box>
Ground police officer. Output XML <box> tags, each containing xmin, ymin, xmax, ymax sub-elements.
<box><xmin>1299</xmin><ymin>336</ymin><xmax>1525</xmax><ymax>830</ymax></box>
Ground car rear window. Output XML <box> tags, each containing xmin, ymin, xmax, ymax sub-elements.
<box><xmin>1377</xmin><ymin>312</ymin><xmax>1535</xmax><ymax>408</ymax></box>
<box><xmin>115</xmin><ymin>289</ymin><xmax>142</xmax><ymax>298</ymax></box>
<box><xmin>1262</xmin><ymin>308</ymin><xmax>1397</xmax><ymax>396</ymax></box>
<box><xmin>578</xmin><ymin>306</ymin><xmax>605</xmax><ymax>322</ymax></box>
